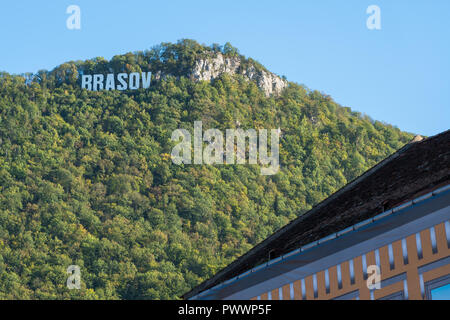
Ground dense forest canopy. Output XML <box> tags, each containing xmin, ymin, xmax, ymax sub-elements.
<box><xmin>0</xmin><ymin>40</ymin><xmax>413</xmax><ymax>299</ymax></box>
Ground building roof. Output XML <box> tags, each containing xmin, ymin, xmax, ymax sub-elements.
<box><xmin>184</xmin><ymin>129</ymin><xmax>450</xmax><ymax>299</ymax></box>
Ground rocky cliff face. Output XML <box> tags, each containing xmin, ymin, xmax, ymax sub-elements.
<box><xmin>190</xmin><ymin>53</ymin><xmax>287</xmax><ymax>97</ymax></box>
<box><xmin>191</xmin><ymin>54</ymin><xmax>241</xmax><ymax>82</ymax></box>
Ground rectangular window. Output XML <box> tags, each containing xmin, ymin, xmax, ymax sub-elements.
<box><xmin>337</xmin><ymin>264</ymin><xmax>343</xmax><ymax>289</ymax></box>
<box><xmin>445</xmin><ymin>221</ymin><xmax>450</xmax><ymax>249</ymax></box>
<box><xmin>430</xmin><ymin>226</ymin><xmax>438</xmax><ymax>254</ymax></box>
<box><xmin>301</xmin><ymin>279</ymin><xmax>306</xmax><ymax>300</ymax></box>
<box><xmin>375</xmin><ymin>249</ymin><xmax>381</xmax><ymax>271</ymax></box>
<box><xmin>426</xmin><ymin>274</ymin><xmax>450</xmax><ymax>300</ymax></box>
<box><xmin>333</xmin><ymin>290</ymin><xmax>359</xmax><ymax>300</ymax></box>
<box><xmin>403</xmin><ymin>280</ymin><xmax>409</xmax><ymax>300</ymax></box>
<box><xmin>362</xmin><ymin>254</ymin><xmax>368</xmax><ymax>280</ymax></box>
<box><xmin>313</xmin><ymin>274</ymin><xmax>318</xmax><ymax>298</ymax></box>
<box><xmin>431</xmin><ymin>284</ymin><xmax>450</xmax><ymax>300</ymax></box>
<box><xmin>388</xmin><ymin>244</ymin><xmax>395</xmax><ymax>270</ymax></box>
<box><xmin>402</xmin><ymin>238</ymin><xmax>409</xmax><ymax>265</ymax></box>
<box><xmin>349</xmin><ymin>259</ymin><xmax>355</xmax><ymax>285</ymax></box>
<box><xmin>325</xmin><ymin>269</ymin><xmax>330</xmax><ymax>294</ymax></box>
<box><xmin>420</xmin><ymin>274</ymin><xmax>425</xmax><ymax>299</ymax></box>
<box><xmin>416</xmin><ymin>233</ymin><xmax>423</xmax><ymax>260</ymax></box>
<box><xmin>379</xmin><ymin>291</ymin><xmax>405</xmax><ymax>300</ymax></box>
<box><xmin>289</xmin><ymin>283</ymin><xmax>294</xmax><ymax>300</ymax></box>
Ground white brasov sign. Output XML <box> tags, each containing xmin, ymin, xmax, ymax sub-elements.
<box><xmin>81</xmin><ymin>72</ymin><xmax>152</xmax><ymax>91</ymax></box>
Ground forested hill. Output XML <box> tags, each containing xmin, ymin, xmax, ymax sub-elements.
<box><xmin>0</xmin><ymin>40</ymin><xmax>413</xmax><ymax>299</ymax></box>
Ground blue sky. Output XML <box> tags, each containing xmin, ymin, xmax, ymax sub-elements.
<box><xmin>0</xmin><ymin>0</ymin><xmax>448</xmax><ymax>136</ymax></box>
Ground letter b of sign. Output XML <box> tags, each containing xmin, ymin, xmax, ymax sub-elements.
<box><xmin>66</xmin><ymin>5</ymin><xmax>81</xmax><ymax>30</ymax></box>
<box><xmin>67</xmin><ymin>265</ymin><xmax>81</xmax><ymax>290</ymax></box>
<box><xmin>366</xmin><ymin>265</ymin><xmax>381</xmax><ymax>290</ymax></box>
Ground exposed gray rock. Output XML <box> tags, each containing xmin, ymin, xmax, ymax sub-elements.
<box><xmin>190</xmin><ymin>53</ymin><xmax>287</xmax><ymax>97</ymax></box>
<box><xmin>241</xmin><ymin>65</ymin><xmax>287</xmax><ymax>97</ymax></box>
<box><xmin>191</xmin><ymin>54</ymin><xmax>241</xmax><ymax>82</ymax></box>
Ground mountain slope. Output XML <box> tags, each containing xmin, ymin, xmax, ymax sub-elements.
<box><xmin>0</xmin><ymin>40</ymin><xmax>413</xmax><ymax>299</ymax></box>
